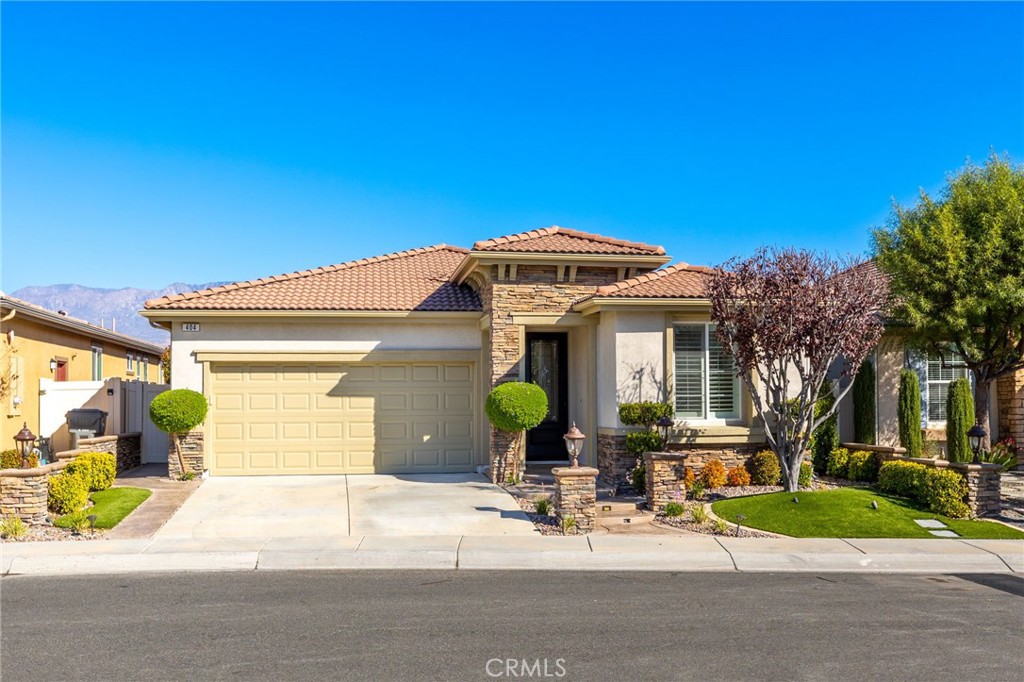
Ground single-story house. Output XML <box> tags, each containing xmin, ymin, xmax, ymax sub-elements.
<box><xmin>142</xmin><ymin>227</ymin><xmax>1024</xmax><ymax>481</ymax></box>
<box><xmin>2</xmin><ymin>294</ymin><xmax>165</xmax><ymax>450</ymax></box>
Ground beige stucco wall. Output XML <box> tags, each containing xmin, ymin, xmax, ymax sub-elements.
<box><xmin>594</xmin><ymin>311</ymin><xmax>667</xmax><ymax>429</ymax></box>
<box><xmin>168</xmin><ymin>318</ymin><xmax>483</xmax><ymax>393</ymax></box>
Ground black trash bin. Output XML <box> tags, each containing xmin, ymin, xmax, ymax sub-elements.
<box><xmin>65</xmin><ymin>408</ymin><xmax>108</xmax><ymax>449</ymax></box>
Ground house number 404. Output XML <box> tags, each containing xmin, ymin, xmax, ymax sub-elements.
<box><xmin>182</xmin><ymin>323</ymin><xmax>201</xmax><ymax>332</ymax></box>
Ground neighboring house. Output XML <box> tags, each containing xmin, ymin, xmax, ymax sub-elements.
<box><xmin>142</xmin><ymin>226</ymin><xmax>1024</xmax><ymax>482</ymax></box>
<box><xmin>1</xmin><ymin>294</ymin><xmax>165</xmax><ymax>449</ymax></box>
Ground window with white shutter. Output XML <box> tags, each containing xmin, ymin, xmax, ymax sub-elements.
<box><xmin>673</xmin><ymin>324</ymin><xmax>740</xmax><ymax>421</ymax></box>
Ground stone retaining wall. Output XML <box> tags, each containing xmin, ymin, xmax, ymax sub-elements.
<box><xmin>643</xmin><ymin>452</ymin><xmax>689</xmax><ymax>512</ymax></box>
<box><xmin>55</xmin><ymin>433</ymin><xmax>142</xmax><ymax>473</ymax></box>
<box><xmin>168</xmin><ymin>430</ymin><xmax>204</xmax><ymax>479</ymax></box>
<box><xmin>0</xmin><ymin>459</ymin><xmax>69</xmax><ymax>523</ymax></box>
<box><xmin>553</xmin><ymin>466</ymin><xmax>598</xmax><ymax>533</ymax></box>
<box><xmin>597</xmin><ymin>432</ymin><xmax>633</xmax><ymax>487</ymax></box>
<box><xmin>664</xmin><ymin>444</ymin><xmax>760</xmax><ymax>475</ymax></box>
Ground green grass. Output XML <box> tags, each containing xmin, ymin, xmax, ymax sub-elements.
<box><xmin>712</xmin><ymin>488</ymin><xmax>1024</xmax><ymax>539</ymax></box>
<box><xmin>54</xmin><ymin>487</ymin><xmax>152</xmax><ymax>530</ymax></box>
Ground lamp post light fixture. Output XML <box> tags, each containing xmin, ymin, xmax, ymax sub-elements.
<box><xmin>563</xmin><ymin>422</ymin><xmax>586</xmax><ymax>467</ymax></box>
<box><xmin>656</xmin><ymin>415</ymin><xmax>674</xmax><ymax>447</ymax></box>
<box><xmin>968</xmin><ymin>424</ymin><xmax>987</xmax><ymax>464</ymax></box>
<box><xmin>49</xmin><ymin>359</ymin><xmax>58</xmax><ymax>372</ymax></box>
<box><xmin>14</xmin><ymin>423</ymin><xmax>35</xmax><ymax>468</ymax></box>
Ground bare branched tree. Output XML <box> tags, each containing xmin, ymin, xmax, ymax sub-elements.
<box><xmin>706</xmin><ymin>248</ymin><xmax>889</xmax><ymax>492</ymax></box>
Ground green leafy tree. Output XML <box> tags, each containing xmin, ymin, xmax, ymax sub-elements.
<box><xmin>898</xmin><ymin>369</ymin><xmax>923</xmax><ymax>458</ymax></box>
<box><xmin>852</xmin><ymin>361</ymin><xmax>876</xmax><ymax>445</ymax></box>
<box><xmin>946</xmin><ymin>378</ymin><xmax>974</xmax><ymax>462</ymax></box>
<box><xmin>874</xmin><ymin>154</ymin><xmax>1024</xmax><ymax>449</ymax></box>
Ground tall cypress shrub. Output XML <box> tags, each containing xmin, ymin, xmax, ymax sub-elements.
<box><xmin>811</xmin><ymin>382</ymin><xmax>838</xmax><ymax>475</ymax></box>
<box><xmin>898</xmin><ymin>369</ymin><xmax>923</xmax><ymax>458</ymax></box>
<box><xmin>945</xmin><ymin>378</ymin><xmax>974</xmax><ymax>462</ymax></box>
<box><xmin>853</xmin><ymin>362</ymin><xmax>876</xmax><ymax>445</ymax></box>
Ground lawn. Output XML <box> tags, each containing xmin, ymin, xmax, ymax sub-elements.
<box><xmin>711</xmin><ymin>488</ymin><xmax>1024</xmax><ymax>539</ymax></box>
<box><xmin>54</xmin><ymin>487</ymin><xmax>152</xmax><ymax>529</ymax></box>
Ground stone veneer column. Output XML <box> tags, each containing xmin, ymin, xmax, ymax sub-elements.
<box><xmin>643</xmin><ymin>452</ymin><xmax>688</xmax><ymax>512</ymax></box>
<box><xmin>167</xmin><ymin>431</ymin><xmax>205</xmax><ymax>479</ymax></box>
<box><xmin>0</xmin><ymin>469</ymin><xmax>50</xmax><ymax>524</ymax></box>
<box><xmin>950</xmin><ymin>462</ymin><xmax>1002</xmax><ymax>517</ymax></box>
<box><xmin>552</xmin><ymin>466</ymin><xmax>599</xmax><ymax>533</ymax></box>
<box><xmin>597</xmin><ymin>432</ymin><xmax>633</xmax><ymax>488</ymax></box>
<box><xmin>997</xmin><ymin>368</ymin><xmax>1024</xmax><ymax>446</ymax></box>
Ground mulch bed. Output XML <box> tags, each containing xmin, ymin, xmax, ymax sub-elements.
<box><xmin>515</xmin><ymin>497</ymin><xmax>587</xmax><ymax>535</ymax></box>
<box><xmin>655</xmin><ymin>509</ymin><xmax>777</xmax><ymax>538</ymax></box>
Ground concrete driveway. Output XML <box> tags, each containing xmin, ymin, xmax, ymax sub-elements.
<box><xmin>155</xmin><ymin>473</ymin><xmax>536</xmax><ymax>539</ymax></box>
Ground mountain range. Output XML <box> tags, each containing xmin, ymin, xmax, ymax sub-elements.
<box><xmin>8</xmin><ymin>283</ymin><xmax>225</xmax><ymax>345</ymax></box>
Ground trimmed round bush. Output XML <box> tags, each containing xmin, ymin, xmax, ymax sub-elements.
<box><xmin>726</xmin><ymin>465</ymin><xmax>751</xmax><ymax>487</ymax></box>
<box><xmin>64</xmin><ymin>451</ymin><xmax>117</xmax><ymax>492</ymax></box>
<box><xmin>699</xmin><ymin>459</ymin><xmax>727</xmax><ymax>489</ymax></box>
<box><xmin>747</xmin><ymin>450</ymin><xmax>782</xmax><ymax>486</ymax></box>
<box><xmin>846</xmin><ymin>450</ymin><xmax>880</xmax><ymax>482</ymax></box>
<box><xmin>877</xmin><ymin>460</ymin><xmax>928</xmax><ymax>499</ymax></box>
<box><xmin>826</xmin><ymin>447</ymin><xmax>850</xmax><ymax>479</ymax></box>
<box><xmin>625</xmin><ymin>430</ymin><xmax>663</xmax><ymax>456</ymax></box>
<box><xmin>485</xmin><ymin>382</ymin><xmax>548</xmax><ymax>433</ymax></box>
<box><xmin>798</xmin><ymin>461</ymin><xmax>813</xmax><ymax>488</ymax></box>
<box><xmin>149</xmin><ymin>389</ymin><xmax>208</xmax><ymax>434</ymax></box>
<box><xmin>48</xmin><ymin>471</ymin><xmax>88</xmax><ymax>515</ymax></box>
<box><xmin>922</xmin><ymin>468</ymin><xmax>969</xmax><ymax>518</ymax></box>
<box><xmin>618</xmin><ymin>402</ymin><xmax>672</xmax><ymax>427</ymax></box>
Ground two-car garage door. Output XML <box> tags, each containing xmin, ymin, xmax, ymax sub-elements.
<box><xmin>208</xmin><ymin>361</ymin><xmax>475</xmax><ymax>475</ymax></box>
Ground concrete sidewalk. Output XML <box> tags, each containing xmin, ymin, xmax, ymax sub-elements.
<box><xmin>1</xmin><ymin>535</ymin><xmax>1020</xmax><ymax>576</ymax></box>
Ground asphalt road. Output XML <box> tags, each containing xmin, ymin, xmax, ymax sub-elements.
<box><xmin>2</xmin><ymin>571</ymin><xmax>1022</xmax><ymax>682</ymax></box>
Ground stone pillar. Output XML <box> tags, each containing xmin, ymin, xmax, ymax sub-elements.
<box><xmin>950</xmin><ymin>462</ymin><xmax>1002</xmax><ymax>517</ymax></box>
<box><xmin>597</xmin><ymin>431</ymin><xmax>634</xmax><ymax>488</ymax></box>
<box><xmin>490</xmin><ymin>430</ymin><xmax>521</xmax><ymax>485</ymax></box>
<box><xmin>643</xmin><ymin>452</ymin><xmax>688</xmax><ymax>512</ymax></box>
<box><xmin>552</xmin><ymin>466</ymin><xmax>599</xmax><ymax>533</ymax></box>
<box><xmin>167</xmin><ymin>431</ymin><xmax>204</xmax><ymax>479</ymax></box>
<box><xmin>997</xmin><ymin>368</ymin><xmax>1024</xmax><ymax>446</ymax></box>
<box><xmin>0</xmin><ymin>468</ymin><xmax>52</xmax><ymax>524</ymax></box>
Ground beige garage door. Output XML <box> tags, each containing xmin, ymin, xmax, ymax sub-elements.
<box><xmin>208</xmin><ymin>362</ymin><xmax>475</xmax><ymax>475</ymax></box>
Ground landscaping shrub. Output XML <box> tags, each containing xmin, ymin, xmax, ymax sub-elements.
<box><xmin>1</xmin><ymin>449</ymin><xmax>21</xmax><ymax>469</ymax></box>
<box><xmin>877</xmin><ymin>460</ymin><xmax>928</xmax><ymax>499</ymax></box>
<box><xmin>0</xmin><ymin>515</ymin><xmax>27</xmax><ymax>539</ymax></box>
<box><xmin>945</xmin><ymin>378</ymin><xmax>974</xmax><ymax>463</ymax></box>
<box><xmin>982</xmin><ymin>438</ymin><xmax>1019</xmax><ymax>472</ymax></box>
<box><xmin>533</xmin><ymin>498</ymin><xmax>551</xmax><ymax>516</ymax></box>
<box><xmin>618</xmin><ymin>402</ymin><xmax>672</xmax><ymax>428</ymax></box>
<box><xmin>853</xmin><ymin>362</ymin><xmax>876</xmax><ymax>444</ymax></box>
<box><xmin>798</xmin><ymin>461</ymin><xmax>812</xmax><ymax>488</ymax></box>
<box><xmin>663</xmin><ymin>501</ymin><xmax>686</xmax><ymax>517</ymax></box>
<box><xmin>726</xmin><ymin>466</ymin><xmax>751</xmax><ymax>487</ymax></box>
<box><xmin>699</xmin><ymin>459</ymin><xmax>727</xmax><ymax>489</ymax></box>
<box><xmin>810</xmin><ymin>383</ymin><xmax>838</xmax><ymax>475</ymax></box>
<box><xmin>846</xmin><ymin>450</ymin><xmax>880</xmax><ymax>482</ymax></box>
<box><xmin>826</xmin><ymin>447</ymin><xmax>850</xmax><ymax>479</ymax></box>
<box><xmin>690</xmin><ymin>481</ymin><xmax>706</xmax><ymax>500</ymax></box>
<box><xmin>690</xmin><ymin>504</ymin><xmax>709</xmax><ymax>524</ymax></box>
<box><xmin>624</xmin><ymin>430</ymin><xmax>663</xmax><ymax>456</ymax></box>
<box><xmin>921</xmin><ymin>468</ymin><xmax>970</xmax><ymax>518</ymax></box>
<box><xmin>683</xmin><ymin>466</ymin><xmax>696</xmax><ymax>490</ymax></box>
<box><xmin>149</xmin><ymin>388</ymin><xmax>209</xmax><ymax>434</ymax></box>
<box><xmin>898</xmin><ymin>369</ymin><xmax>923</xmax><ymax>458</ymax></box>
<box><xmin>64</xmin><ymin>451</ymin><xmax>116</xmax><ymax>492</ymax></box>
<box><xmin>747</xmin><ymin>450</ymin><xmax>782</xmax><ymax>486</ymax></box>
<box><xmin>47</xmin><ymin>472</ymin><xmax>88</xmax><ymax>515</ymax></box>
<box><xmin>629</xmin><ymin>464</ymin><xmax>646</xmax><ymax>495</ymax></box>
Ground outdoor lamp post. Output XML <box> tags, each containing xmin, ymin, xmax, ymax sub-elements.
<box><xmin>14</xmin><ymin>423</ymin><xmax>35</xmax><ymax>468</ymax></box>
<box><xmin>563</xmin><ymin>423</ymin><xmax>586</xmax><ymax>467</ymax></box>
<box><xmin>968</xmin><ymin>424</ymin><xmax>987</xmax><ymax>464</ymax></box>
<box><xmin>656</xmin><ymin>415</ymin><xmax>674</xmax><ymax>446</ymax></box>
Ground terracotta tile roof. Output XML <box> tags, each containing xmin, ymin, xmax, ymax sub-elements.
<box><xmin>586</xmin><ymin>263</ymin><xmax>714</xmax><ymax>299</ymax></box>
<box><xmin>144</xmin><ymin>245</ymin><xmax>481</xmax><ymax>312</ymax></box>
<box><xmin>472</xmin><ymin>226</ymin><xmax>666</xmax><ymax>256</ymax></box>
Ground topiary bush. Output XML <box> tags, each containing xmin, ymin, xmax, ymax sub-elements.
<box><xmin>48</xmin><ymin>471</ymin><xmax>88</xmax><ymax>515</ymax></box>
<box><xmin>877</xmin><ymin>460</ymin><xmax>929</xmax><ymax>498</ymax></box>
<box><xmin>945</xmin><ymin>378</ymin><xmax>974</xmax><ymax>463</ymax></box>
<box><xmin>625</xmin><ymin>430</ymin><xmax>663</xmax><ymax>456</ymax></box>
<box><xmin>798</xmin><ymin>461</ymin><xmax>812</xmax><ymax>488</ymax></box>
<box><xmin>149</xmin><ymin>389</ymin><xmax>209</xmax><ymax>434</ymax></box>
<box><xmin>898</xmin><ymin>369</ymin><xmax>923</xmax><ymax>458</ymax></box>
<box><xmin>846</xmin><ymin>450</ymin><xmax>880</xmax><ymax>482</ymax></box>
<box><xmin>699</xmin><ymin>459</ymin><xmax>727</xmax><ymax>489</ymax></box>
<box><xmin>921</xmin><ymin>468</ymin><xmax>970</xmax><ymax>518</ymax></box>
<box><xmin>0</xmin><ymin>449</ymin><xmax>21</xmax><ymax>469</ymax></box>
<box><xmin>64</xmin><ymin>451</ymin><xmax>117</xmax><ymax>492</ymax></box>
<box><xmin>853</xmin><ymin>361</ymin><xmax>876</xmax><ymax>444</ymax></box>
<box><xmin>726</xmin><ymin>465</ymin><xmax>751</xmax><ymax>487</ymax></box>
<box><xmin>810</xmin><ymin>383</ymin><xmax>838</xmax><ymax>475</ymax></box>
<box><xmin>618</xmin><ymin>402</ymin><xmax>672</xmax><ymax>428</ymax></box>
<box><xmin>826</xmin><ymin>447</ymin><xmax>850</xmax><ymax>479</ymax></box>
<box><xmin>747</xmin><ymin>450</ymin><xmax>782</xmax><ymax>486</ymax></box>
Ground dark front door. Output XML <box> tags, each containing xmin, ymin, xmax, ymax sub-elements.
<box><xmin>525</xmin><ymin>332</ymin><xmax>569</xmax><ymax>461</ymax></box>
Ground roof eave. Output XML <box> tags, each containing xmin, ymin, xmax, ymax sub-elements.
<box><xmin>140</xmin><ymin>309</ymin><xmax>482</xmax><ymax>320</ymax></box>
<box><xmin>573</xmin><ymin>297</ymin><xmax>711</xmax><ymax>316</ymax></box>
<box><xmin>1</xmin><ymin>298</ymin><xmax>165</xmax><ymax>354</ymax></box>
<box><xmin>452</xmin><ymin>252</ymin><xmax>672</xmax><ymax>284</ymax></box>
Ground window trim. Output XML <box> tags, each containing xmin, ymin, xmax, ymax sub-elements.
<box><xmin>126</xmin><ymin>352</ymin><xmax>135</xmax><ymax>374</ymax></box>
<box><xmin>91</xmin><ymin>345</ymin><xmax>103</xmax><ymax>381</ymax></box>
<box><xmin>671</xmin><ymin>322</ymin><xmax>742</xmax><ymax>424</ymax></box>
<box><xmin>924</xmin><ymin>348</ymin><xmax>971</xmax><ymax>426</ymax></box>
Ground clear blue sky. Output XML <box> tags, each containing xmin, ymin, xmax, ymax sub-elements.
<box><xmin>2</xmin><ymin>2</ymin><xmax>1022</xmax><ymax>292</ymax></box>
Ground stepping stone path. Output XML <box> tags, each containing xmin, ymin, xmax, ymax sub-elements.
<box><xmin>914</xmin><ymin>518</ymin><xmax>960</xmax><ymax>537</ymax></box>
